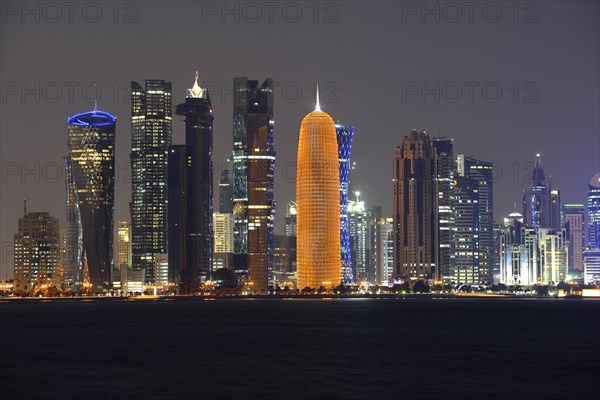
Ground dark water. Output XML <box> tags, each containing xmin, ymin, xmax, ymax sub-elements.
<box><xmin>1</xmin><ymin>297</ymin><xmax>599</xmax><ymax>399</ymax></box>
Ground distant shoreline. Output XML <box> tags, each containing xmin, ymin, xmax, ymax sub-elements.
<box><xmin>1</xmin><ymin>293</ymin><xmax>597</xmax><ymax>302</ymax></box>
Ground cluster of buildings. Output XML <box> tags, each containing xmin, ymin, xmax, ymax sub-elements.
<box><xmin>9</xmin><ymin>72</ymin><xmax>600</xmax><ymax>295</ymax></box>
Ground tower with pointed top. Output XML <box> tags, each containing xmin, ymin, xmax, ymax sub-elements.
<box><xmin>169</xmin><ymin>71</ymin><xmax>214</xmax><ymax>292</ymax></box>
<box><xmin>296</xmin><ymin>88</ymin><xmax>341</xmax><ymax>290</ymax></box>
<box><xmin>522</xmin><ymin>154</ymin><xmax>562</xmax><ymax>230</ymax></box>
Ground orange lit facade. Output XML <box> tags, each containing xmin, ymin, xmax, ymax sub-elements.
<box><xmin>296</xmin><ymin>108</ymin><xmax>341</xmax><ymax>289</ymax></box>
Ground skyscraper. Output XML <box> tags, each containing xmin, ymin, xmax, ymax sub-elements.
<box><xmin>115</xmin><ymin>221</ymin><xmax>133</xmax><ymax>292</ymax></box>
<box><xmin>457</xmin><ymin>155</ymin><xmax>494</xmax><ymax>283</ymax></box>
<box><xmin>453</xmin><ymin>175</ymin><xmax>480</xmax><ymax>284</ymax></box>
<box><xmin>375</xmin><ymin>217</ymin><xmax>394</xmax><ymax>285</ymax></box>
<box><xmin>522</xmin><ymin>154</ymin><xmax>550</xmax><ymax>228</ymax></box>
<box><xmin>232</xmin><ymin>77</ymin><xmax>275</xmax><ymax>293</ymax></box>
<box><xmin>348</xmin><ymin>193</ymin><xmax>370</xmax><ymax>282</ymax></box>
<box><xmin>296</xmin><ymin>92</ymin><xmax>341</xmax><ymax>290</ymax></box>
<box><xmin>13</xmin><ymin>209</ymin><xmax>61</xmax><ymax>294</ymax></box>
<box><xmin>538</xmin><ymin>227</ymin><xmax>568</xmax><ymax>284</ymax></box>
<box><xmin>563</xmin><ymin>204</ymin><xmax>585</xmax><ymax>272</ymax></box>
<box><xmin>432</xmin><ymin>138</ymin><xmax>455</xmax><ymax>283</ymax></box>
<box><xmin>284</xmin><ymin>201</ymin><xmax>297</xmax><ymax>273</ymax></box>
<box><xmin>213</xmin><ymin>212</ymin><xmax>234</xmax><ymax>270</ymax></box>
<box><xmin>130</xmin><ymin>79</ymin><xmax>172</xmax><ymax>285</ymax></box>
<box><xmin>219</xmin><ymin>168</ymin><xmax>234</xmax><ymax>214</ymax></box>
<box><xmin>167</xmin><ymin>145</ymin><xmax>189</xmax><ymax>291</ymax></box>
<box><xmin>393</xmin><ymin>130</ymin><xmax>439</xmax><ymax>282</ymax></box>
<box><xmin>499</xmin><ymin>212</ymin><xmax>538</xmax><ymax>285</ymax></box>
<box><xmin>588</xmin><ymin>173</ymin><xmax>600</xmax><ymax>249</ymax></box>
<box><xmin>65</xmin><ymin>109</ymin><xmax>116</xmax><ymax>292</ymax></box>
<box><xmin>64</xmin><ymin>156</ymin><xmax>82</xmax><ymax>288</ymax></box>
<box><xmin>174</xmin><ymin>71</ymin><xmax>214</xmax><ymax>287</ymax></box>
<box><xmin>335</xmin><ymin>123</ymin><xmax>355</xmax><ymax>284</ymax></box>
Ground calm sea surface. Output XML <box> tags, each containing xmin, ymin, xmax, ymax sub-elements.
<box><xmin>1</xmin><ymin>297</ymin><xmax>599</xmax><ymax>399</ymax></box>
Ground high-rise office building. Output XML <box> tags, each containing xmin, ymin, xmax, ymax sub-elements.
<box><xmin>393</xmin><ymin>130</ymin><xmax>439</xmax><ymax>281</ymax></box>
<box><xmin>273</xmin><ymin>235</ymin><xmax>288</xmax><ymax>273</ymax></box>
<box><xmin>522</xmin><ymin>154</ymin><xmax>550</xmax><ymax>228</ymax></box>
<box><xmin>130</xmin><ymin>80</ymin><xmax>172</xmax><ymax>285</ymax></box>
<box><xmin>549</xmin><ymin>187</ymin><xmax>561</xmax><ymax>229</ymax></box>
<box><xmin>538</xmin><ymin>227</ymin><xmax>568</xmax><ymax>284</ymax></box>
<box><xmin>348</xmin><ymin>193</ymin><xmax>372</xmax><ymax>283</ymax></box>
<box><xmin>65</xmin><ymin>109</ymin><xmax>116</xmax><ymax>292</ymax></box>
<box><xmin>583</xmin><ymin>250</ymin><xmax>600</xmax><ymax>284</ymax></box>
<box><xmin>432</xmin><ymin>138</ymin><xmax>455</xmax><ymax>282</ymax></box>
<box><xmin>563</xmin><ymin>204</ymin><xmax>584</xmax><ymax>272</ymax></box>
<box><xmin>213</xmin><ymin>212</ymin><xmax>235</xmax><ymax>270</ymax></box>
<box><xmin>167</xmin><ymin>145</ymin><xmax>189</xmax><ymax>291</ymax></box>
<box><xmin>64</xmin><ymin>156</ymin><xmax>82</xmax><ymax>288</ymax></box>
<box><xmin>232</xmin><ymin>77</ymin><xmax>275</xmax><ymax>293</ymax></box>
<box><xmin>375</xmin><ymin>217</ymin><xmax>394</xmax><ymax>285</ymax></box>
<box><xmin>173</xmin><ymin>71</ymin><xmax>214</xmax><ymax>289</ymax></box>
<box><xmin>453</xmin><ymin>175</ymin><xmax>480</xmax><ymax>284</ymax></box>
<box><xmin>13</xmin><ymin>209</ymin><xmax>61</xmax><ymax>294</ymax></box>
<box><xmin>284</xmin><ymin>201</ymin><xmax>297</xmax><ymax>273</ymax></box>
<box><xmin>296</xmin><ymin>92</ymin><xmax>340</xmax><ymax>290</ymax></box>
<box><xmin>219</xmin><ymin>169</ymin><xmax>234</xmax><ymax>214</ymax></box>
<box><xmin>114</xmin><ymin>221</ymin><xmax>131</xmax><ymax>290</ymax></box>
<box><xmin>457</xmin><ymin>155</ymin><xmax>494</xmax><ymax>283</ymax></box>
<box><xmin>336</xmin><ymin>123</ymin><xmax>355</xmax><ymax>284</ymax></box>
<box><xmin>499</xmin><ymin>212</ymin><xmax>538</xmax><ymax>285</ymax></box>
<box><xmin>588</xmin><ymin>174</ymin><xmax>600</xmax><ymax>249</ymax></box>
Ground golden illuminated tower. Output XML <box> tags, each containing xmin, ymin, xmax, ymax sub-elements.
<box><xmin>296</xmin><ymin>89</ymin><xmax>341</xmax><ymax>290</ymax></box>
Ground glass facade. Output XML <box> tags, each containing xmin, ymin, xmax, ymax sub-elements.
<box><xmin>232</xmin><ymin>77</ymin><xmax>275</xmax><ymax>292</ymax></box>
<box><xmin>457</xmin><ymin>155</ymin><xmax>494</xmax><ymax>283</ymax></box>
<box><xmin>130</xmin><ymin>80</ymin><xmax>172</xmax><ymax>285</ymax></box>
<box><xmin>66</xmin><ymin>110</ymin><xmax>116</xmax><ymax>292</ymax></box>
<box><xmin>335</xmin><ymin>124</ymin><xmax>355</xmax><ymax>284</ymax></box>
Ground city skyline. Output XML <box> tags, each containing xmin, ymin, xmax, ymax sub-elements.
<box><xmin>2</xmin><ymin>2</ymin><xmax>598</xmax><ymax>279</ymax></box>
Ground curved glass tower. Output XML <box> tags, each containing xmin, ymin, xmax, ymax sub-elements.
<box><xmin>296</xmin><ymin>93</ymin><xmax>341</xmax><ymax>290</ymax></box>
<box><xmin>335</xmin><ymin>124</ymin><xmax>355</xmax><ymax>284</ymax></box>
<box><xmin>66</xmin><ymin>109</ymin><xmax>116</xmax><ymax>292</ymax></box>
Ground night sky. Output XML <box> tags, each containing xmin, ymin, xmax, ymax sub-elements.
<box><xmin>1</xmin><ymin>1</ymin><xmax>598</xmax><ymax>278</ymax></box>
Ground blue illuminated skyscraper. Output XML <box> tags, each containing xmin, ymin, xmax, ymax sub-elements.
<box><xmin>588</xmin><ymin>173</ymin><xmax>600</xmax><ymax>250</ymax></box>
<box><xmin>336</xmin><ymin>123</ymin><xmax>355</xmax><ymax>284</ymax></box>
<box><xmin>65</xmin><ymin>109</ymin><xmax>116</xmax><ymax>292</ymax></box>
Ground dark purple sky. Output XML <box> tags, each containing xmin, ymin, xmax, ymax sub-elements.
<box><xmin>1</xmin><ymin>1</ymin><xmax>599</xmax><ymax>278</ymax></box>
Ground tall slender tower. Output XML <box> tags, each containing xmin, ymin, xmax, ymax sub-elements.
<box><xmin>393</xmin><ymin>130</ymin><xmax>438</xmax><ymax>282</ymax></box>
<box><xmin>453</xmin><ymin>175</ymin><xmax>480</xmax><ymax>284</ymax></box>
<box><xmin>432</xmin><ymin>138</ymin><xmax>455</xmax><ymax>283</ymax></box>
<box><xmin>167</xmin><ymin>145</ymin><xmax>189</xmax><ymax>290</ymax></box>
<box><xmin>175</xmin><ymin>71</ymin><xmax>214</xmax><ymax>286</ymax></box>
<box><xmin>335</xmin><ymin>123</ymin><xmax>355</xmax><ymax>284</ymax></box>
<box><xmin>457</xmin><ymin>155</ymin><xmax>494</xmax><ymax>283</ymax></box>
<box><xmin>130</xmin><ymin>80</ymin><xmax>172</xmax><ymax>284</ymax></box>
<box><xmin>522</xmin><ymin>154</ymin><xmax>549</xmax><ymax>228</ymax></box>
<box><xmin>562</xmin><ymin>204</ymin><xmax>584</xmax><ymax>271</ymax></box>
<box><xmin>232</xmin><ymin>77</ymin><xmax>275</xmax><ymax>292</ymax></box>
<box><xmin>66</xmin><ymin>109</ymin><xmax>116</xmax><ymax>292</ymax></box>
<box><xmin>296</xmin><ymin>89</ymin><xmax>341</xmax><ymax>290</ymax></box>
<box><xmin>284</xmin><ymin>201</ymin><xmax>297</xmax><ymax>273</ymax></box>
